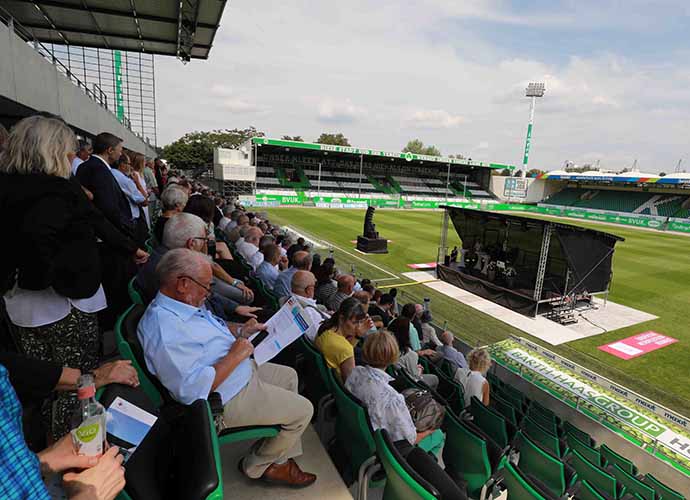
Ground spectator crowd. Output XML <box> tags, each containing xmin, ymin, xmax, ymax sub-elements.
<box><xmin>0</xmin><ymin>115</ymin><xmax>492</xmax><ymax>500</ymax></box>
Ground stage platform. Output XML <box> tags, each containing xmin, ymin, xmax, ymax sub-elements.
<box><xmin>402</xmin><ymin>271</ymin><xmax>658</xmax><ymax>345</ymax></box>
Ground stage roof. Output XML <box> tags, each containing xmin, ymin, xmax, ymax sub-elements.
<box><xmin>440</xmin><ymin>206</ymin><xmax>625</xmax><ymax>242</ymax></box>
<box><xmin>1</xmin><ymin>0</ymin><xmax>228</xmax><ymax>60</ymax></box>
<box><xmin>251</xmin><ymin>137</ymin><xmax>515</xmax><ymax>170</ymax></box>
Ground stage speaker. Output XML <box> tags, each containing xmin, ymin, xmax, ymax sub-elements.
<box><xmin>357</xmin><ymin>207</ymin><xmax>388</xmax><ymax>253</ymax></box>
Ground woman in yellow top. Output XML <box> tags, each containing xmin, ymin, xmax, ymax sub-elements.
<box><xmin>314</xmin><ymin>297</ymin><xmax>374</xmax><ymax>382</ymax></box>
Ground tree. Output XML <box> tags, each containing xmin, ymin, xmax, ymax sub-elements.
<box><xmin>526</xmin><ymin>168</ymin><xmax>545</xmax><ymax>177</ymax></box>
<box><xmin>315</xmin><ymin>133</ymin><xmax>350</xmax><ymax>146</ymax></box>
<box><xmin>448</xmin><ymin>153</ymin><xmax>465</xmax><ymax>159</ymax></box>
<box><xmin>402</xmin><ymin>139</ymin><xmax>441</xmax><ymax>157</ymax></box>
<box><xmin>513</xmin><ymin>170</ymin><xmax>523</xmax><ymax>177</ymax></box>
<box><xmin>659</xmin><ymin>172</ymin><xmax>667</xmax><ymax>177</ymax></box>
<box><xmin>161</xmin><ymin>127</ymin><xmax>264</xmax><ymax>170</ymax></box>
<box><xmin>500</xmin><ymin>168</ymin><xmax>512</xmax><ymax>176</ymax></box>
<box><xmin>281</xmin><ymin>135</ymin><xmax>304</xmax><ymax>142</ymax></box>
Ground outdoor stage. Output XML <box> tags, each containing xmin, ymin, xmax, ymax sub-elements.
<box><xmin>436</xmin><ymin>207</ymin><xmax>626</xmax><ymax>320</ymax></box>
<box><xmin>402</xmin><ymin>270</ymin><xmax>657</xmax><ymax>345</ymax></box>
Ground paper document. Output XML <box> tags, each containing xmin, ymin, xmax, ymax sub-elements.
<box><xmin>253</xmin><ymin>296</ymin><xmax>313</xmax><ymax>365</ymax></box>
<box><xmin>106</xmin><ymin>397</ymin><xmax>157</xmax><ymax>448</ymax></box>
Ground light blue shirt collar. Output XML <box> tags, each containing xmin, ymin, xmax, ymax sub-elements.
<box><xmin>153</xmin><ymin>292</ymin><xmax>203</xmax><ymax>322</ymax></box>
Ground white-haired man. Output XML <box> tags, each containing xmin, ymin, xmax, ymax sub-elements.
<box><xmin>136</xmin><ymin>213</ymin><xmax>255</xmax><ymax>310</ymax></box>
<box><xmin>237</xmin><ymin>226</ymin><xmax>264</xmax><ymax>270</ymax></box>
<box><xmin>291</xmin><ymin>270</ymin><xmax>330</xmax><ymax>342</ymax></box>
<box><xmin>138</xmin><ymin>248</ymin><xmax>316</xmax><ymax>487</ymax></box>
<box><xmin>437</xmin><ymin>330</ymin><xmax>468</xmax><ymax>372</ymax></box>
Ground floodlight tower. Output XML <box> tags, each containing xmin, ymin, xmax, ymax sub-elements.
<box><xmin>521</xmin><ymin>82</ymin><xmax>546</xmax><ymax>178</ymax></box>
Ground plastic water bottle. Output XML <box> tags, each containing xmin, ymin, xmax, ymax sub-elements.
<box><xmin>423</xmin><ymin>297</ymin><xmax>430</xmax><ymax>311</ymax></box>
<box><xmin>70</xmin><ymin>374</ymin><xmax>106</xmax><ymax>456</ymax></box>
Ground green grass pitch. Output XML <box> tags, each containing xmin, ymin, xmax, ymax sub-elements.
<box><xmin>263</xmin><ymin>207</ymin><xmax>690</xmax><ymax>416</ymax></box>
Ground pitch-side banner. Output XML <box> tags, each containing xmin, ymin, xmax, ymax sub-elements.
<box><xmin>503</xmin><ymin>337</ymin><xmax>690</xmax><ymax>461</ymax></box>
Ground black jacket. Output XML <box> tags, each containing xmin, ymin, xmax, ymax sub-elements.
<box><xmin>0</xmin><ymin>173</ymin><xmax>137</xmax><ymax>298</ymax></box>
<box><xmin>76</xmin><ymin>155</ymin><xmax>134</xmax><ymax>236</ymax></box>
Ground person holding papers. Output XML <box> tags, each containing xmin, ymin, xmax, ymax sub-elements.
<box><xmin>137</xmin><ymin>248</ymin><xmax>317</xmax><ymax>488</ymax></box>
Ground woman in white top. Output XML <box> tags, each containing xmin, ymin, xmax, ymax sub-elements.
<box><xmin>459</xmin><ymin>348</ymin><xmax>492</xmax><ymax>408</ymax></box>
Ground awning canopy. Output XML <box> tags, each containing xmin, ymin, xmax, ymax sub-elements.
<box><xmin>1</xmin><ymin>0</ymin><xmax>228</xmax><ymax>60</ymax></box>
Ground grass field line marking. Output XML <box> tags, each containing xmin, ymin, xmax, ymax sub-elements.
<box><xmin>282</xmin><ymin>225</ymin><xmax>400</xmax><ymax>280</ymax></box>
<box><xmin>378</xmin><ymin>279</ymin><xmax>439</xmax><ymax>289</ymax></box>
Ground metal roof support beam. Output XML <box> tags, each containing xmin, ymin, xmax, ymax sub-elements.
<box><xmin>176</xmin><ymin>0</ymin><xmax>201</xmax><ymax>62</ymax></box>
<box><xmin>18</xmin><ymin>0</ymin><xmax>217</xmax><ymax>29</ymax></box>
<box><xmin>19</xmin><ymin>21</ymin><xmax>210</xmax><ymax>48</ymax></box>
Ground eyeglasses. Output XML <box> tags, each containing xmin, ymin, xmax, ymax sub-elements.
<box><xmin>179</xmin><ymin>275</ymin><xmax>212</xmax><ymax>295</ymax></box>
<box><xmin>190</xmin><ymin>237</ymin><xmax>210</xmax><ymax>244</ymax></box>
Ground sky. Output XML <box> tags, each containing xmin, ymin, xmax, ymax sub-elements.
<box><xmin>155</xmin><ymin>0</ymin><xmax>690</xmax><ymax>173</ymax></box>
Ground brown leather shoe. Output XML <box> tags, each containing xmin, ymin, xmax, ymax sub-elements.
<box><xmin>260</xmin><ymin>458</ymin><xmax>317</xmax><ymax>488</ymax></box>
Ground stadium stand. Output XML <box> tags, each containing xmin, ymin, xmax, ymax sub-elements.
<box><xmin>542</xmin><ymin>187</ymin><xmax>690</xmax><ymax>217</ymax></box>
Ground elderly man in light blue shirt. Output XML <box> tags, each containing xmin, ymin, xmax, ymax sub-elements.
<box><xmin>273</xmin><ymin>250</ymin><xmax>312</xmax><ymax>298</ymax></box>
<box><xmin>437</xmin><ymin>330</ymin><xmax>468</xmax><ymax>372</ymax></box>
<box><xmin>138</xmin><ymin>248</ymin><xmax>317</xmax><ymax>488</ymax></box>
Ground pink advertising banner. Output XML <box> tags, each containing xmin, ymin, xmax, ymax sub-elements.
<box><xmin>598</xmin><ymin>331</ymin><xmax>678</xmax><ymax>360</ymax></box>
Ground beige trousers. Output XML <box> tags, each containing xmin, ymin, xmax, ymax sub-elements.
<box><xmin>223</xmin><ymin>362</ymin><xmax>314</xmax><ymax>478</ymax></box>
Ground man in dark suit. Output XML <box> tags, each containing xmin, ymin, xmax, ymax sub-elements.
<box><xmin>76</xmin><ymin>133</ymin><xmax>138</xmax><ymax>331</ymax></box>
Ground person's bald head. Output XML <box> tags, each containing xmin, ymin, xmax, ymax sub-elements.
<box><xmin>245</xmin><ymin>226</ymin><xmax>263</xmax><ymax>246</ymax></box>
<box><xmin>292</xmin><ymin>250</ymin><xmax>312</xmax><ymax>271</ymax></box>
<box><xmin>440</xmin><ymin>330</ymin><xmax>454</xmax><ymax>346</ymax></box>
<box><xmin>157</xmin><ymin>248</ymin><xmax>212</xmax><ymax>308</ymax></box>
<box><xmin>337</xmin><ymin>274</ymin><xmax>356</xmax><ymax>294</ymax></box>
<box><xmin>291</xmin><ymin>270</ymin><xmax>317</xmax><ymax>299</ymax></box>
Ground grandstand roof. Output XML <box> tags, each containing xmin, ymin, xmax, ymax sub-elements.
<box><xmin>538</xmin><ymin>171</ymin><xmax>690</xmax><ymax>185</ymax></box>
<box><xmin>0</xmin><ymin>0</ymin><xmax>227</xmax><ymax>60</ymax></box>
<box><xmin>250</xmin><ymin>137</ymin><xmax>514</xmax><ymax>170</ymax></box>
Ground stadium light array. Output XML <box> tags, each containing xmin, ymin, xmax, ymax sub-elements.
<box><xmin>520</xmin><ymin>82</ymin><xmax>546</xmax><ymax>178</ymax></box>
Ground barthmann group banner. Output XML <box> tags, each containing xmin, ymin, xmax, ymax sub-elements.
<box><xmin>491</xmin><ymin>337</ymin><xmax>690</xmax><ymax>467</ymax></box>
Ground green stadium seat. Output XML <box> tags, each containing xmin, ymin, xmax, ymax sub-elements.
<box><xmin>493</xmin><ymin>393</ymin><xmax>521</xmax><ymax>426</ymax></box>
<box><xmin>642</xmin><ymin>473</ymin><xmax>685</xmax><ymax>500</ymax></box>
<box><xmin>428</xmin><ymin>363</ymin><xmax>465</xmax><ymax>415</ymax></box>
<box><xmin>530</xmin><ymin>401</ymin><xmax>561</xmax><ymax>425</ymax></box>
<box><xmin>513</xmin><ymin>431</ymin><xmax>577</xmax><ymax>497</ymax></box>
<box><xmin>128</xmin><ymin>276</ymin><xmax>144</xmax><ymax>305</ymax></box>
<box><xmin>373</xmin><ymin>429</ymin><xmax>441</xmax><ymax>499</ymax></box>
<box><xmin>567</xmin><ymin>433</ymin><xmax>602</xmax><ymax>467</ymax></box>
<box><xmin>499</xmin><ymin>458</ymin><xmax>547</xmax><ymax>500</ymax></box>
<box><xmin>299</xmin><ymin>337</ymin><xmax>334</xmax><ymax>439</ymax></box>
<box><xmin>487</xmin><ymin>371</ymin><xmax>504</xmax><ymax>389</ymax></box>
<box><xmin>564</xmin><ymin>421</ymin><xmax>595</xmax><ymax>447</ymax></box>
<box><xmin>609</xmin><ymin>465</ymin><xmax>655</xmax><ymax>500</ymax></box>
<box><xmin>522</xmin><ymin>415</ymin><xmax>565</xmax><ymax>458</ymax></box>
<box><xmin>443</xmin><ymin>410</ymin><xmax>494</xmax><ymax>497</ymax></box>
<box><xmin>569</xmin><ymin>449</ymin><xmax>621</xmax><ymax>499</ymax></box>
<box><xmin>580</xmin><ymin>480</ymin><xmax>609</xmax><ymax>500</ymax></box>
<box><xmin>470</xmin><ymin>396</ymin><xmax>512</xmax><ymax>448</ymax></box>
<box><xmin>497</xmin><ymin>383</ymin><xmax>530</xmax><ymax>411</ymax></box>
<box><xmin>327</xmin><ymin>369</ymin><xmax>383</xmax><ymax>500</ymax></box>
<box><xmin>527</xmin><ymin>406</ymin><xmax>560</xmax><ymax>436</ymax></box>
<box><xmin>599</xmin><ymin>444</ymin><xmax>637</xmax><ymax>476</ymax></box>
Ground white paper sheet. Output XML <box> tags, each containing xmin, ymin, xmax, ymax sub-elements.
<box><xmin>253</xmin><ymin>296</ymin><xmax>313</xmax><ymax>365</ymax></box>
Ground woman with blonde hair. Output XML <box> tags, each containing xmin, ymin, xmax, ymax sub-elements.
<box><xmin>458</xmin><ymin>348</ymin><xmax>492</xmax><ymax>407</ymax></box>
<box><xmin>0</xmin><ymin>115</ymin><xmax>145</xmax><ymax>439</ymax></box>
<box><xmin>130</xmin><ymin>152</ymin><xmax>151</xmax><ymax>225</ymax></box>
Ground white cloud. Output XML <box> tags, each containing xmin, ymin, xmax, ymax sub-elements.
<box><xmin>406</xmin><ymin>109</ymin><xmax>465</xmax><ymax>129</ymax></box>
<box><xmin>154</xmin><ymin>0</ymin><xmax>690</xmax><ymax>173</ymax></box>
<box><xmin>317</xmin><ymin>98</ymin><xmax>366</xmax><ymax>124</ymax></box>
